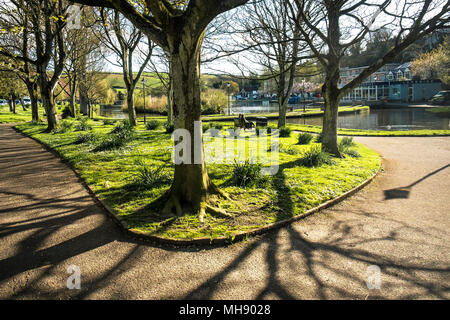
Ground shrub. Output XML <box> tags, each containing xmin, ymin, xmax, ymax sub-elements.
<box><xmin>53</xmin><ymin>120</ymin><xmax>74</xmax><ymax>134</ymax></box>
<box><xmin>297</xmin><ymin>132</ymin><xmax>314</xmax><ymax>145</ymax></box>
<box><xmin>164</xmin><ymin>122</ymin><xmax>175</xmax><ymax>134</ymax></box>
<box><xmin>299</xmin><ymin>145</ymin><xmax>336</xmax><ymax>167</ymax></box>
<box><xmin>61</xmin><ymin>105</ymin><xmax>73</xmax><ymax>119</ymax></box>
<box><xmin>202</xmin><ymin>122</ymin><xmax>211</xmax><ymax>133</ymax></box>
<box><xmin>75</xmin><ymin>132</ymin><xmax>98</xmax><ymax>144</ymax></box>
<box><xmin>231</xmin><ymin>160</ymin><xmax>267</xmax><ymax>188</ymax></box>
<box><xmin>146</xmin><ymin>119</ymin><xmax>161</xmax><ymax>130</ymax></box>
<box><xmin>132</xmin><ymin>159</ymin><xmax>171</xmax><ymax>189</ymax></box>
<box><xmin>75</xmin><ymin>117</ymin><xmax>92</xmax><ymax>131</ymax></box>
<box><xmin>279</xmin><ymin>126</ymin><xmax>291</xmax><ymax>137</ymax></box>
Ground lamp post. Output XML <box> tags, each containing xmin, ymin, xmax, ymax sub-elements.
<box><xmin>227</xmin><ymin>82</ymin><xmax>231</xmax><ymax>115</ymax></box>
<box><xmin>142</xmin><ymin>78</ymin><xmax>146</xmax><ymax>124</ymax></box>
<box><xmin>302</xmin><ymin>78</ymin><xmax>306</xmax><ymax>113</ymax></box>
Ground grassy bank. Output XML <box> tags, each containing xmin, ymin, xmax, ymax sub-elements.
<box><xmin>287</xmin><ymin>124</ymin><xmax>450</xmax><ymax>136</ymax></box>
<box><xmin>202</xmin><ymin>105</ymin><xmax>369</xmax><ymax>122</ymax></box>
<box><xmin>16</xmin><ymin>119</ymin><xmax>380</xmax><ymax>241</ymax></box>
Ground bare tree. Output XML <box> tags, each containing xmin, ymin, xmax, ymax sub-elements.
<box><xmin>72</xmin><ymin>0</ymin><xmax>251</xmax><ymax>220</ymax></box>
<box><xmin>96</xmin><ymin>9</ymin><xmax>154</xmax><ymax>126</ymax></box>
<box><xmin>290</xmin><ymin>0</ymin><xmax>450</xmax><ymax>156</ymax></box>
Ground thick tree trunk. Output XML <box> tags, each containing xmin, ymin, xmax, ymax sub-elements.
<box><xmin>278</xmin><ymin>96</ymin><xmax>288</xmax><ymax>128</ymax></box>
<box><xmin>162</xmin><ymin>33</ymin><xmax>226</xmax><ymax>219</ymax></box>
<box><xmin>321</xmin><ymin>80</ymin><xmax>341</xmax><ymax>157</ymax></box>
<box><xmin>40</xmin><ymin>83</ymin><xmax>58</xmax><ymax>132</ymax></box>
<box><xmin>126</xmin><ymin>86</ymin><xmax>137</xmax><ymax>126</ymax></box>
<box><xmin>26</xmin><ymin>82</ymin><xmax>39</xmax><ymax>123</ymax></box>
<box><xmin>20</xmin><ymin>98</ymin><xmax>27</xmax><ymax>111</ymax></box>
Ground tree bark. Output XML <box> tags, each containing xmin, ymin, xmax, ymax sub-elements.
<box><xmin>162</xmin><ymin>32</ymin><xmax>224</xmax><ymax>218</ymax></box>
<box><xmin>40</xmin><ymin>83</ymin><xmax>58</xmax><ymax>132</ymax></box>
<box><xmin>321</xmin><ymin>78</ymin><xmax>341</xmax><ymax>157</ymax></box>
<box><xmin>126</xmin><ymin>86</ymin><xmax>137</xmax><ymax>125</ymax></box>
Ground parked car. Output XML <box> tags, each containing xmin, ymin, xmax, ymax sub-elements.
<box><xmin>0</xmin><ymin>99</ymin><xmax>8</xmax><ymax>106</ymax></box>
<box><xmin>429</xmin><ymin>90</ymin><xmax>450</xmax><ymax>105</ymax></box>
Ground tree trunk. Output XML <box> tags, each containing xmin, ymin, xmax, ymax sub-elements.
<box><xmin>20</xmin><ymin>98</ymin><xmax>27</xmax><ymax>111</ymax></box>
<box><xmin>167</xmin><ymin>59</ymin><xmax>174</xmax><ymax>123</ymax></box>
<box><xmin>126</xmin><ymin>86</ymin><xmax>137</xmax><ymax>126</ymax></box>
<box><xmin>321</xmin><ymin>80</ymin><xmax>341</xmax><ymax>157</ymax></box>
<box><xmin>162</xmin><ymin>33</ymin><xmax>225</xmax><ymax>218</ymax></box>
<box><xmin>40</xmin><ymin>83</ymin><xmax>58</xmax><ymax>132</ymax></box>
<box><xmin>26</xmin><ymin>82</ymin><xmax>39</xmax><ymax>123</ymax></box>
<box><xmin>278</xmin><ymin>96</ymin><xmax>288</xmax><ymax>128</ymax></box>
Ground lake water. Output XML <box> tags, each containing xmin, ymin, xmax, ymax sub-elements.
<box><xmin>284</xmin><ymin>108</ymin><xmax>450</xmax><ymax>131</ymax></box>
<box><xmin>99</xmin><ymin>105</ymin><xmax>450</xmax><ymax>131</ymax></box>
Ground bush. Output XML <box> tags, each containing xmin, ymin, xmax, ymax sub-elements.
<box><xmin>231</xmin><ymin>160</ymin><xmax>267</xmax><ymax>188</ymax></box>
<box><xmin>164</xmin><ymin>122</ymin><xmax>175</xmax><ymax>134</ymax></box>
<box><xmin>75</xmin><ymin>132</ymin><xmax>98</xmax><ymax>144</ymax></box>
<box><xmin>279</xmin><ymin>126</ymin><xmax>291</xmax><ymax>137</ymax></box>
<box><xmin>146</xmin><ymin>119</ymin><xmax>161</xmax><ymax>130</ymax></box>
<box><xmin>132</xmin><ymin>159</ymin><xmax>171</xmax><ymax>189</ymax></box>
<box><xmin>53</xmin><ymin>120</ymin><xmax>74</xmax><ymax>134</ymax></box>
<box><xmin>297</xmin><ymin>132</ymin><xmax>314</xmax><ymax>145</ymax></box>
<box><xmin>299</xmin><ymin>145</ymin><xmax>336</xmax><ymax>167</ymax></box>
<box><xmin>75</xmin><ymin>117</ymin><xmax>92</xmax><ymax>131</ymax></box>
<box><xmin>61</xmin><ymin>105</ymin><xmax>72</xmax><ymax>119</ymax></box>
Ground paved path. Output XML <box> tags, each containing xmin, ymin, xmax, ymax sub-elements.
<box><xmin>0</xmin><ymin>124</ymin><xmax>449</xmax><ymax>299</ymax></box>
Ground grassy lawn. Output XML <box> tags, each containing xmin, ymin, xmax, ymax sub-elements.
<box><xmin>15</xmin><ymin>118</ymin><xmax>380</xmax><ymax>241</ymax></box>
<box><xmin>0</xmin><ymin>104</ymin><xmax>41</xmax><ymax>123</ymax></box>
<box><xmin>202</xmin><ymin>105</ymin><xmax>369</xmax><ymax>121</ymax></box>
<box><xmin>287</xmin><ymin>124</ymin><xmax>450</xmax><ymax>136</ymax></box>
<box><xmin>425</xmin><ymin>106</ymin><xmax>450</xmax><ymax>117</ymax></box>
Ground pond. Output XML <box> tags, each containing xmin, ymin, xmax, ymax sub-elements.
<box><xmin>283</xmin><ymin>107</ymin><xmax>450</xmax><ymax>131</ymax></box>
<box><xmin>99</xmin><ymin>105</ymin><xmax>450</xmax><ymax>131</ymax></box>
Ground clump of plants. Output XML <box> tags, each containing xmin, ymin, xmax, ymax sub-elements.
<box><xmin>93</xmin><ymin>120</ymin><xmax>135</xmax><ymax>151</ymax></box>
<box><xmin>75</xmin><ymin>132</ymin><xmax>98</xmax><ymax>144</ymax></box>
<box><xmin>280</xmin><ymin>144</ymin><xmax>300</xmax><ymax>155</ymax></box>
<box><xmin>297</xmin><ymin>132</ymin><xmax>314</xmax><ymax>145</ymax></box>
<box><xmin>75</xmin><ymin>116</ymin><xmax>92</xmax><ymax>131</ymax></box>
<box><xmin>146</xmin><ymin>119</ymin><xmax>161</xmax><ymax>130</ymax></box>
<box><xmin>52</xmin><ymin>120</ymin><xmax>74</xmax><ymax>134</ymax></box>
<box><xmin>131</xmin><ymin>159</ymin><xmax>171</xmax><ymax>190</ymax></box>
<box><xmin>103</xmin><ymin>119</ymin><xmax>117</xmax><ymax>126</ymax></box>
<box><xmin>315</xmin><ymin>131</ymin><xmax>323</xmax><ymax>143</ymax></box>
<box><xmin>164</xmin><ymin>122</ymin><xmax>175</xmax><ymax>134</ymax></box>
<box><xmin>279</xmin><ymin>126</ymin><xmax>291</xmax><ymax>137</ymax></box>
<box><xmin>231</xmin><ymin>160</ymin><xmax>268</xmax><ymax>188</ymax></box>
<box><xmin>339</xmin><ymin>137</ymin><xmax>360</xmax><ymax>158</ymax></box>
<box><xmin>299</xmin><ymin>145</ymin><xmax>336</xmax><ymax>167</ymax></box>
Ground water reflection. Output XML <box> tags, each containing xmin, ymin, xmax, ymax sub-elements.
<box><xmin>285</xmin><ymin>108</ymin><xmax>450</xmax><ymax>131</ymax></box>
<box><xmin>99</xmin><ymin>105</ymin><xmax>450</xmax><ymax>131</ymax></box>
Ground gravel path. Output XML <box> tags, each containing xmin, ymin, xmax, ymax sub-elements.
<box><xmin>0</xmin><ymin>124</ymin><xmax>448</xmax><ymax>299</ymax></box>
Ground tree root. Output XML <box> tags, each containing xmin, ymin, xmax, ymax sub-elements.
<box><xmin>162</xmin><ymin>195</ymin><xmax>182</xmax><ymax>217</ymax></box>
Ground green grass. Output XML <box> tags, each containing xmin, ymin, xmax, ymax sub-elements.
<box><xmin>287</xmin><ymin>124</ymin><xmax>450</xmax><ymax>136</ymax></box>
<box><xmin>202</xmin><ymin>105</ymin><xmax>370</xmax><ymax>122</ymax></box>
<box><xmin>425</xmin><ymin>106</ymin><xmax>450</xmax><ymax>117</ymax></box>
<box><xmin>0</xmin><ymin>104</ymin><xmax>43</xmax><ymax>123</ymax></box>
<box><xmin>16</xmin><ymin>120</ymin><xmax>381</xmax><ymax>241</ymax></box>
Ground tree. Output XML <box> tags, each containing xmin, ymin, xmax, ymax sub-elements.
<box><xmin>0</xmin><ymin>0</ymin><xmax>70</xmax><ymax>132</ymax></box>
<box><xmin>0</xmin><ymin>1</ymin><xmax>40</xmax><ymax>122</ymax></box>
<box><xmin>97</xmin><ymin>9</ymin><xmax>154</xmax><ymax>126</ymax></box>
<box><xmin>72</xmin><ymin>0</ymin><xmax>250</xmax><ymax>219</ymax></box>
<box><xmin>411</xmin><ymin>37</ymin><xmax>450</xmax><ymax>85</ymax></box>
<box><xmin>0</xmin><ymin>69</ymin><xmax>27</xmax><ymax>114</ymax></box>
<box><xmin>291</xmin><ymin>0</ymin><xmax>450</xmax><ymax>156</ymax></box>
<box><xmin>232</xmin><ymin>0</ymin><xmax>306</xmax><ymax>127</ymax></box>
